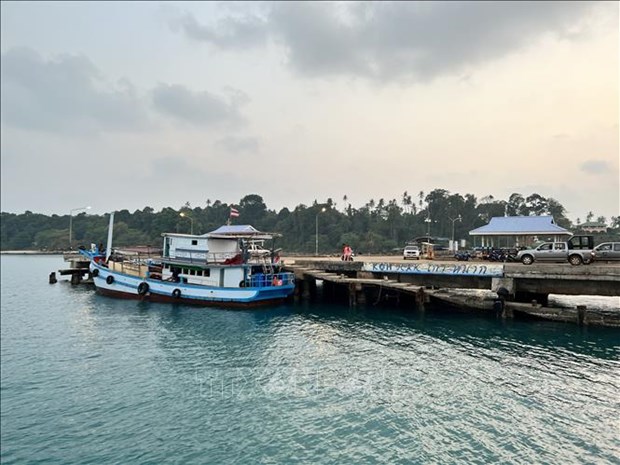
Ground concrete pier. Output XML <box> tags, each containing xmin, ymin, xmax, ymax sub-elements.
<box><xmin>283</xmin><ymin>255</ymin><xmax>620</xmax><ymax>326</ymax></box>
<box><xmin>58</xmin><ymin>253</ymin><xmax>93</xmax><ymax>285</ymax></box>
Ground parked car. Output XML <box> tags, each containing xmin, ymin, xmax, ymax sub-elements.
<box><xmin>516</xmin><ymin>241</ymin><xmax>592</xmax><ymax>265</ymax></box>
<box><xmin>403</xmin><ymin>245</ymin><xmax>421</xmax><ymax>260</ymax></box>
<box><xmin>590</xmin><ymin>242</ymin><xmax>620</xmax><ymax>262</ymax></box>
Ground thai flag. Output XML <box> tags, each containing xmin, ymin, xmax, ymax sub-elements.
<box><xmin>230</xmin><ymin>207</ymin><xmax>240</xmax><ymax>218</ymax></box>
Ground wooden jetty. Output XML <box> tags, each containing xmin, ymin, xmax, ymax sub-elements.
<box><xmin>283</xmin><ymin>256</ymin><xmax>620</xmax><ymax>327</ymax></box>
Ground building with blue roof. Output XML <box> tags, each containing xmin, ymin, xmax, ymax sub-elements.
<box><xmin>469</xmin><ymin>216</ymin><xmax>571</xmax><ymax>247</ymax></box>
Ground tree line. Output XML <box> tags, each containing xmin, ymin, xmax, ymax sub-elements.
<box><xmin>1</xmin><ymin>190</ymin><xmax>618</xmax><ymax>253</ymax></box>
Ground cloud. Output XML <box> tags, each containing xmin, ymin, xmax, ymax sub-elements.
<box><xmin>214</xmin><ymin>135</ymin><xmax>260</xmax><ymax>154</ymax></box>
<box><xmin>1</xmin><ymin>48</ymin><xmax>252</xmax><ymax>132</ymax></box>
<box><xmin>169</xmin><ymin>11</ymin><xmax>268</xmax><ymax>49</ymax></box>
<box><xmin>270</xmin><ymin>1</ymin><xmax>601</xmax><ymax>81</ymax></box>
<box><xmin>580</xmin><ymin>159</ymin><xmax>612</xmax><ymax>175</ymax></box>
<box><xmin>170</xmin><ymin>1</ymin><xmax>603</xmax><ymax>82</ymax></box>
<box><xmin>0</xmin><ymin>47</ymin><xmax>149</xmax><ymax>132</ymax></box>
<box><xmin>151</xmin><ymin>84</ymin><xmax>246</xmax><ymax>126</ymax></box>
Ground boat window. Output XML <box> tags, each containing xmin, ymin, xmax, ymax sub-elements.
<box><xmin>190</xmin><ymin>269</ymin><xmax>196</xmax><ymax>276</ymax></box>
<box><xmin>204</xmin><ymin>269</ymin><xmax>210</xmax><ymax>277</ymax></box>
<box><xmin>192</xmin><ymin>240</ymin><xmax>198</xmax><ymax>246</ymax></box>
<box><xmin>197</xmin><ymin>270</ymin><xmax>203</xmax><ymax>276</ymax></box>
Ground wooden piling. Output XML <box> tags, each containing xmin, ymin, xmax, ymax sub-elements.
<box><xmin>49</xmin><ymin>272</ymin><xmax>57</xmax><ymax>284</ymax></box>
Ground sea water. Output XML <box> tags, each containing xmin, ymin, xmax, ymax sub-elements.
<box><xmin>1</xmin><ymin>255</ymin><xmax>619</xmax><ymax>464</ymax></box>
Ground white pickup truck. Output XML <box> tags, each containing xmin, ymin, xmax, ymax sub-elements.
<box><xmin>246</xmin><ymin>243</ymin><xmax>271</xmax><ymax>258</ymax></box>
<box><xmin>516</xmin><ymin>242</ymin><xmax>592</xmax><ymax>266</ymax></box>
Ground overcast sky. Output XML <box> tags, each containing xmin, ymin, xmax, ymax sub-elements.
<box><xmin>1</xmin><ymin>1</ymin><xmax>618</xmax><ymax>222</ymax></box>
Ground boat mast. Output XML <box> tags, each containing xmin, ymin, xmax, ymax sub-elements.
<box><xmin>105</xmin><ymin>212</ymin><xmax>115</xmax><ymax>261</ymax></box>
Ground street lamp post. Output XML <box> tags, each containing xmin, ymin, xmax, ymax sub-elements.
<box><xmin>449</xmin><ymin>215</ymin><xmax>462</xmax><ymax>251</ymax></box>
<box><xmin>315</xmin><ymin>207</ymin><xmax>326</xmax><ymax>256</ymax></box>
<box><xmin>69</xmin><ymin>206</ymin><xmax>91</xmax><ymax>249</ymax></box>
<box><xmin>424</xmin><ymin>216</ymin><xmax>433</xmax><ymax>259</ymax></box>
<box><xmin>180</xmin><ymin>212</ymin><xmax>194</xmax><ymax>234</ymax></box>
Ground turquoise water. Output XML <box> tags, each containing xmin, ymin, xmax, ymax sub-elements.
<box><xmin>1</xmin><ymin>255</ymin><xmax>619</xmax><ymax>464</ymax></box>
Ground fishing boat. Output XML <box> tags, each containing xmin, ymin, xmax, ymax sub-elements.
<box><xmin>80</xmin><ymin>214</ymin><xmax>295</xmax><ymax>308</ymax></box>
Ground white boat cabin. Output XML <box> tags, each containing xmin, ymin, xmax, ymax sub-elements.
<box><xmin>162</xmin><ymin>233</ymin><xmax>239</xmax><ymax>263</ymax></box>
<box><xmin>157</xmin><ymin>225</ymin><xmax>278</xmax><ymax>288</ymax></box>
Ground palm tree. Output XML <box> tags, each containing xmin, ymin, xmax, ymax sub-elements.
<box><xmin>402</xmin><ymin>191</ymin><xmax>410</xmax><ymax>214</ymax></box>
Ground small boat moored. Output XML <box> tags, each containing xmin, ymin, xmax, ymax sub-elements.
<box><xmin>81</xmin><ymin>216</ymin><xmax>295</xmax><ymax>308</ymax></box>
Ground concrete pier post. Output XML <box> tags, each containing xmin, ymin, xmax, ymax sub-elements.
<box><xmin>501</xmin><ymin>306</ymin><xmax>513</xmax><ymax>319</ymax></box>
<box><xmin>49</xmin><ymin>272</ymin><xmax>57</xmax><ymax>284</ymax></box>
<box><xmin>301</xmin><ymin>279</ymin><xmax>311</xmax><ymax>300</ymax></box>
<box><xmin>71</xmin><ymin>272</ymin><xmax>81</xmax><ymax>285</ymax></box>
<box><xmin>293</xmin><ymin>279</ymin><xmax>302</xmax><ymax>301</ymax></box>
<box><xmin>577</xmin><ymin>305</ymin><xmax>588</xmax><ymax>326</ymax></box>
<box><xmin>416</xmin><ymin>288</ymin><xmax>426</xmax><ymax>312</ymax></box>
<box><xmin>308</xmin><ymin>278</ymin><xmax>317</xmax><ymax>300</ymax></box>
<box><xmin>348</xmin><ymin>283</ymin><xmax>357</xmax><ymax>307</ymax></box>
<box><xmin>356</xmin><ymin>284</ymin><xmax>366</xmax><ymax>305</ymax></box>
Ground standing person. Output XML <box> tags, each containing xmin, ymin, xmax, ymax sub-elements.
<box><xmin>341</xmin><ymin>243</ymin><xmax>347</xmax><ymax>261</ymax></box>
<box><xmin>344</xmin><ymin>244</ymin><xmax>353</xmax><ymax>261</ymax></box>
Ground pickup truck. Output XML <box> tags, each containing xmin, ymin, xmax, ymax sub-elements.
<box><xmin>246</xmin><ymin>243</ymin><xmax>271</xmax><ymax>258</ymax></box>
<box><xmin>516</xmin><ymin>242</ymin><xmax>592</xmax><ymax>265</ymax></box>
<box><xmin>590</xmin><ymin>242</ymin><xmax>620</xmax><ymax>262</ymax></box>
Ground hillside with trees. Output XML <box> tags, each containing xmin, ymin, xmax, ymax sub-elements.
<box><xmin>1</xmin><ymin>190</ymin><xmax>618</xmax><ymax>253</ymax></box>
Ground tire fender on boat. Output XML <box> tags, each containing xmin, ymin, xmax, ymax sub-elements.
<box><xmin>172</xmin><ymin>288</ymin><xmax>181</xmax><ymax>299</ymax></box>
<box><xmin>106</xmin><ymin>275</ymin><xmax>114</xmax><ymax>285</ymax></box>
<box><xmin>138</xmin><ymin>282</ymin><xmax>149</xmax><ymax>296</ymax></box>
<box><xmin>92</xmin><ymin>269</ymin><xmax>99</xmax><ymax>278</ymax></box>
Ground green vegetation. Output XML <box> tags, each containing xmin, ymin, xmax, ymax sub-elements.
<box><xmin>2</xmin><ymin>190</ymin><xmax>618</xmax><ymax>253</ymax></box>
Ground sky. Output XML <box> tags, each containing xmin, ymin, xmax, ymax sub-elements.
<box><xmin>1</xmin><ymin>1</ymin><xmax>618</xmax><ymax>222</ymax></box>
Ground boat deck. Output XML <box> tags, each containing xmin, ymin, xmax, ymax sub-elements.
<box><xmin>108</xmin><ymin>260</ymin><xmax>147</xmax><ymax>278</ymax></box>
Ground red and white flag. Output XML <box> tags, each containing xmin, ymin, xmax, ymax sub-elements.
<box><xmin>230</xmin><ymin>207</ymin><xmax>240</xmax><ymax>218</ymax></box>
